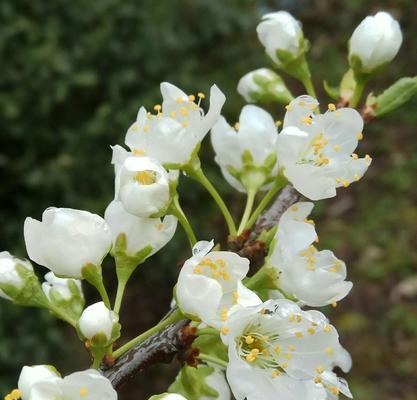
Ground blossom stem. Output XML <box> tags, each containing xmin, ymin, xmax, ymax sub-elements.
<box><xmin>113</xmin><ymin>309</ymin><xmax>184</xmax><ymax>359</ymax></box>
<box><xmin>93</xmin><ymin>279</ymin><xmax>112</xmax><ymax>310</ymax></box>
<box><xmin>349</xmin><ymin>78</ymin><xmax>367</xmax><ymax>108</ymax></box>
<box><xmin>237</xmin><ymin>188</ymin><xmax>257</xmax><ymax>235</ymax></box>
<box><xmin>169</xmin><ymin>196</ymin><xmax>197</xmax><ymax>248</ymax></box>
<box><xmin>197</xmin><ymin>353</ymin><xmax>228</xmax><ymax>369</ymax></box>
<box><xmin>188</xmin><ymin>167</ymin><xmax>237</xmax><ymax>235</ymax></box>
<box><xmin>300</xmin><ymin>75</ymin><xmax>317</xmax><ymax>99</ymax></box>
<box><xmin>245</xmin><ymin>175</ymin><xmax>287</xmax><ymax>231</ymax></box>
<box><xmin>113</xmin><ymin>276</ymin><xmax>129</xmax><ymax>315</ymax></box>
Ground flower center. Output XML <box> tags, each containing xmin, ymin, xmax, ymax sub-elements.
<box><xmin>193</xmin><ymin>257</ymin><xmax>231</xmax><ymax>281</ymax></box>
<box><xmin>4</xmin><ymin>389</ymin><xmax>21</xmax><ymax>400</ymax></box>
<box><xmin>133</xmin><ymin>170</ymin><xmax>157</xmax><ymax>185</ymax></box>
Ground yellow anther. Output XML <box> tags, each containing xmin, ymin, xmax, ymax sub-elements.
<box><xmin>197</xmin><ymin>92</ymin><xmax>205</xmax><ymax>99</ymax></box>
<box><xmin>180</xmin><ymin>107</ymin><xmax>188</xmax><ymax>116</ymax></box>
<box><xmin>305</xmin><ymin>218</ymin><xmax>315</xmax><ymax>226</ymax></box>
<box><xmin>333</xmin><ymin>144</ymin><xmax>341</xmax><ymax>152</ymax></box>
<box><xmin>216</xmin><ymin>259</ymin><xmax>225</xmax><ymax>268</ymax></box>
<box><xmin>323</xmin><ymin>325</ymin><xmax>331</xmax><ymax>333</ymax></box>
<box><xmin>316</xmin><ymin>366</ymin><xmax>325</xmax><ymax>374</ymax></box>
<box><xmin>262</xmin><ymin>349</ymin><xmax>269</xmax><ymax>356</ymax></box>
<box><xmin>133</xmin><ymin>148</ymin><xmax>146</xmax><ymax>156</ymax></box>
<box><xmin>275</xmin><ymin>120</ymin><xmax>282</xmax><ymax>127</ymax></box>
<box><xmin>295</xmin><ymin>331</ymin><xmax>303</xmax><ymax>338</ymax></box>
<box><xmin>250</xmin><ymin>348</ymin><xmax>260</xmax><ymax>355</ymax></box>
<box><xmin>221</xmin><ymin>271</ymin><xmax>230</xmax><ymax>280</ymax></box>
<box><xmin>298</xmin><ymin>101</ymin><xmax>306</xmax><ymax>106</ymax></box>
<box><xmin>365</xmin><ymin>154</ymin><xmax>372</xmax><ymax>162</ymax></box>
<box><xmin>351</xmin><ymin>153</ymin><xmax>359</xmax><ymax>160</ymax></box>
<box><xmin>314</xmin><ymin>376</ymin><xmax>322</xmax><ymax>384</ymax></box>
<box><xmin>221</xmin><ymin>308</ymin><xmax>228</xmax><ymax>321</ymax></box>
<box><xmin>170</xmin><ymin>111</ymin><xmax>177</xmax><ymax>118</ymax></box>
<box><xmin>332</xmin><ymin>302</ymin><xmax>337</xmax><ymax>308</ymax></box>
<box><xmin>234</xmin><ymin>122</ymin><xmax>240</xmax><ymax>130</ymax></box>
<box><xmin>325</xmin><ymin>347</ymin><xmax>334</xmax><ymax>354</ymax></box>
<box><xmin>342</xmin><ymin>180</ymin><xmax>350</xmax><ymax>188</ymax></box>
<box><xmin>188</xmin><ymin>94</ymin><xmax>195</xmax><ymax>101</ymax></box>
<box><xmin>175</xmin><ymin>97</ymin><xmax>183</xmax><ymax>104</ymax></box>
<box><xmin>193</xmin><ymin>267</ymin><xmax>202</xmax><ymax>274</ymax></box>
<box><xmin>291</xmin><ymin>206</ymin><xmax>299</xmax><ymax>211</ymax></box>
<box><xmin>357</xmin><ymin>132</ymin><xmax>363</xmax><ymax>140</ymax></box>
<box><xmin>245</xmin><ymin>335</ymin><xmax>255</xmax><ymax>344</ymax></box>
<box><xmin>329</xmin><ymin>267</ymin><xmax>337</xmax><ymax>273</ymax></box>
<box><xmin>328</xmin><ymin>103</ymin><xmax>336</xmax><ymax>111</ymax></box>
<box><xmin>301</xmin><ymin>116</ymin><xmax>313</xmax><ymax>125</ymax></box>
<box><xmin>310</xmin><ymin>245</ymin><xmax>317</xmax><ymax>253</ymax></box>
<box><xmin>296</xmin><ymin>315</ymin><xmax>302</xmax><ymax>323</ymax></box>
<box><xmin>134</xmin><ymin>170</ymin><xmax>157</xmax><ymax>185</ymax></box>
<box><xmin>182</xmin><ymin>121</ymin><xmax>188</xmax><ymax>128</ymax></box>
<box><xmin>221</xmin><ymin>327</ymin><xmax>229</xmax><ymax>335</ymax></box>
<box><xmin>315</xmin><ymin>236</ymin><xmax>320</xmax><ymax>243</ymax></box>
<box><xmin>289</xmin><ymin>314</ymin><xmax>295</xmax><ymax>322</ymax></box>
<box><xmin>156</xmin><ymin>223</ymin><xmax>164</xmax><ymax>231</ymax></box>
<box><xmin>131</xmin><ymin>123</ymin><xmax>139</xmax><ymax>132</ymax></box>
<box><xmin>281</xmin><ymin>362</ymin><xmax>288</xmax><ymax>369</ymax></box>
<box><xmin>308</xmin><ymin>104</ymin><xmax>318</xmax><ymax>111</ymax></box>
<box><xmin>79</xmin><ymin>387</ymin><xmax>89</xmax><ymax>397</ymax></box>
<box><xmin>147</xmin><ymin>112</ymin><xmax>152</xmax><ymax>119</ymax></box>
<box><xmin>354</xmin><ymin>174</ymin><xmax>360</xmax><ymax>181</ymax></box>
<box><xmin>274</xmin><ymin>345</ymin><xmax>281</xmax><ymax>354</ymax></box>
<box><xmin>306</xmin><ymin>264</ymin><xmax>315</xmax><ymax>271</ymax></box>
<box><xmin>153</xmin><ymin>104</ymin><xmax>162</xmax><ymax>112</ymax></box>
<box><xmin>246</xmin><ymin>354</ymin><xmax>256</xmax><ymax>362</ymax></box>
<box><xmin>330</xmin><ymin>386</ymin><xmax>340</xmax><ymax>395</ymax></box>
<box><xmin>271</xmin><ymin>370</ymin><xmax>281</xmax><ymax>378</ymax></box>
<box><xmin>212</xmin><ymin>271</ymin><xmax>220</xmax><ymax>278</ymax></box>
<box><xmin>233</xmin><ymin>290</ymin><xmax>239</xmax><ymax>305</ymax></box>
<box><xmin>307</xmin><ymin>328</ymin><xmax>316</xmax><ymax>335</ymax></box>
<box><xmin>335</xmin><ymin>178</ymin><xmax>341</xmax><ymax>183</ymax></box>
<box><xmin>285</xmin><ymin>105</ymin><xmax>293</xmax><ymax>111</ymax></box>
<box><xmin>143</xmin><ymin>125</ymin><xmax>150</xmax><ymax>133</ymax></box>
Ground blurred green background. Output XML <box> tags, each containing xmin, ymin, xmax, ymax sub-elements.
<box><xmin>0</xmin><ymin>0</ymin><xmax>416</xmax><ymax>399</ymax></box>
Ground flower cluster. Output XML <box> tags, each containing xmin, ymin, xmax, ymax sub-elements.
<box><xmin>1</xmin><ymin>6</ymin><xmax>411</xmax><ymax>400</ymax></box>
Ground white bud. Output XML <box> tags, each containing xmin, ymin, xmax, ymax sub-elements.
<box><xmin>349</xmin><ymin>11</ymin><xmax>402</xmax><ymax>72</ymax></box>
<box><xmin>24</xmin><ymin>208</ymin><xmax>112</xmax><ymax>279</ymax></box>
<box><xmin>0</xmin><ymin>252</ymin><xmax>33</xmax><ymax>300</ymax></box>
<box><xmin>104</xmin><ymin>200</ymin><xmax>177</xmax><ymax>258</ymax></box>
<box><xmin>114</xmin><ymin>153</ymin><xmax>171</xmax><ymax>217</ymax></box>
<box><xmin>41</xmin><ymin>271</ymin><xmax>83</xmax><ymax>301</ymax></box>
<box><xmin>18</xmin><ymin>365</ymin><xmax>60</xmax><ymax>400</ymax></box>
<box><xmin>256</xmin><ymin>11</ymin><xmax>303</xmax><ymax>65</ymax></box>
<box><xmin>78</xmin><ymin>301</ymin><xmax>118</xmax><ymax>341</ymax></box>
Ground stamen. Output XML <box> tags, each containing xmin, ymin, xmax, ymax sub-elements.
<box><xmin>328</xmin><ymin>103</ymin><xmax>336</xmax><ymax>111</ymax></box>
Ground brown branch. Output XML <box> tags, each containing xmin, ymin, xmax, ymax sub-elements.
<box><xmin>102</xmin><ymin>184</ymin><xmax>300</xmax><ymax>388</ymax></box>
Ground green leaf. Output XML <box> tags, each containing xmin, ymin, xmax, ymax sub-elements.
<box><xmin>323</xmin><ymin>80</ymin><xmax>340</xmax><ymax>100</ymax></box>
<box><xmin>375</xmin><ymin>77</ymin><xmax>417</xmax><ymax>117</ymax></box>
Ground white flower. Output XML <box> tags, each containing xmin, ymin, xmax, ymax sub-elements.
<box><xmin>78</xmin><ymin>301</ymin><xmax>118</xmax><ymax>342</ymax></box>
<box><xmin>237</xmin><ymin>68</ymin><xmax>292</xmax><ymax>104</ymax></box>
<box><xmin>176</xmin><ymin>241</ymin><xmax>261</xmax><ymax>328</ymax></box>
<box><xmin>17</xmin><ymin>365</ymin><xmax>60</xmax><ymax>400</ymax></box>
<box><xmin>316</xmin><ymin>370</ymin><xmax>352</xmax><ymax>399</ymax></box>
<box><xmin>277</xmin><ymin>95</ymin><xmax>371</xmax><ymax>200</ymax></box>
<box><xmin>221</xmin><ymin>300</ymin><xmax>346</xmax><ymax>400</ymax></box>
<box><xmin>124</xmin><ymin>82</ymin><xmax>225</xmax><ymax>167</ymax></box>
<box><xmin>200</xmin><ymin>368</ymin><xmax>231</xmax><ymax>400</ymax></box>
<box><xmin>211</xmin><ymin>105</ymin><xmax>279</xmax><ymax>192</ymax></box>
<box><xmin>41</xmin><ymin>271</ymin><xmax>83</xmax><ymax>302</ymax></box>
<box><xmin>269</xmin><ymin>202</ymin><xmax>352</xmax><ymax>307</ymax></box>
<box><xmin>0</xmin><ymin>252</ymin><xmax>33</xmax><ymax>300</ymax></box>
<box><xmin>24</xmin><ymin>208</ymin><xmax>112</xmax><ymax>279</ymax></box>
<box><xmin>256</xmin><ymin>12</ymin><xmax>304</xmax><ymax>65</ymax></box>
<box><xmin>16</xmin><ymin>367</ymin><xmax>117</xmax><ymax>400</ymax></box>
<box><xmin>105</xmin><ymin>200</ymin><xmax>177</xmax><ymax>258</ymax></box>
<box><xmin>112</xmin><ymin>147</ymin><xmax>170</xmax><ymax>217</ymax></box>
<box><xmin>349</xmin><ymin>11</ymin><xmax>402</xmax><ymax>72</ymax></box>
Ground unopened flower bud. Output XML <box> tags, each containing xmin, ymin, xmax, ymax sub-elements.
<box><xmin>18</xmin><ymin>365</ymin><xmax>60</xmax><ymax>400</ymax></box>
<box><xmin>349</xmin><ymin>11</ymin><xmax>402</xmax><ymax>73</ymax></box>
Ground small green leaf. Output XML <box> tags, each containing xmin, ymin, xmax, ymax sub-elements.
<box><xmin>375</xmin><ymin>77</ymin><xmax>417</xmax><ymax>117</ymax></box>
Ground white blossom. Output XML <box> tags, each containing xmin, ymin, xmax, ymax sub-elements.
<box><xmin>176</xmin><ymin>241</ymin><xmax>260</xmax><ymax>328</ymax></box>
<box><xmin>0</xmin><ymin>252</ymin><xmax>33</xmax><ymax>300</ymax></box>
<box><xmin>17</xmin><ymin>365</ymin><xmax>60</xmax><ymax>400</ymax></box>
<box><xmin>105</xmin><ymin>200</ymin><xmax>177</xmax><ymax>258</ymax></box>
<box><xmin>211</xmin><ymin>105</ymin><xmax>279</xmax><ymax>192</ymax></box>
<box><xmin>349</xmin><ymin>11</ymin><xmax>402</xmax><ymax>72</ymax></box>
<box><xmin>24</xmin><ymin>208</ymin><xmax>112</xmax><ymax>279</ymax></box>
<box><xmin>41</xmin><ymin>271</ymin><xmax>83</xmax><ymax>302</ymax></box>
<box><xmin>277</xmin><ymin>95</ymin><xmax>371</xmax><ymax>200</ymax></box>
<box><xmin>124</xmin><ymin>82</ymin><xmax>225</xmax><ymax>167</ymax></box>
<box><xmin>78</xmin><ymin>301</ymin><xmax>118</xmax><ymax>342</ymax></box>
<box><xmin>221</xmin><ymin>300</ymin><xmax>346</xmax><ymax>400</ymax></box>
<box><xmin>270</xmin><ymin>202</ymin><xmax>352</xmax><ymax>307</ymax></box>
<box><xmin>256</xmin><ymin>12</ymin><xmax>304</xmax><ymax>65</ymax></box>
<box><xmin>111</xmin><ymin>147</ymin><xmax>171</xmax><ymax>217</ymax></box>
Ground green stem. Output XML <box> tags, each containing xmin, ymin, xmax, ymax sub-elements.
<box><xmin>245</xmin><ymin>176</ymin><xmax>287</xmax><ymax>231</ymax></box>
<box><xmin>197</xmin><ymin>353</ymin><xmax>228</xmax><ymax>369</ymax></box>
<box><xmin>170</xmin><ymin>196</ymin><xmax>197</xmax><ymax>248</ymax></box>
<box><xmin>113</xmin><ymin>277</ymin><xmax>129</xmax><ymax>315</ymax></box>
<box><xmin>91</xmin><ymin>355</ymin><xmax>102</xmax><ymax>369</ymax></box>
<box><xmin>187</xmin><ymin>168</ymin><xmax>237</xmax><ymax>235</ymax></box>
<box><xmin>350</xmin><ymin>78</ymin><xmax>367</xmax><ymax>108</ymax></box>
<box><xmin>113</xmin><ymin>309</ymin><xmax>184</xmax><ymax>359</ymax></box>
<box><xmin>196</xmin><ymin>327</ymin><xmax>220</xmax><ymax>337</ymax></box>
<box><xmin>237</xmin><ymin>188</ymin><xmax>257</xmax><ymax>235</ymax></box>
<box><xmin>301</xmin><ymin>75</ymin><xmax>317</xmax><ymax>99</ymax></box>
<box><xmin>94</xmin><ymin>279</ymin><xmax>111</xmax><ymax>309</ymax></box>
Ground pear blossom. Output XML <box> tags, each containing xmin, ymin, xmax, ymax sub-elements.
<box><xmin>269</xmin><ymin>202</ymin><xmax>352</xmax><ymax>307</ymax></box>
<box><xmin>349</xmin><ymin>11</ymin><xmax>402</xmax><ymax>72</ymax></box>
<box><xmin>200</xmin><ymin>368</ymin><xmax>231</xmax><ymax>400</ymax></box>
<box><xmin>221</xmin><ymin>300</ymin><xmax>347</xmax><ymax>400</ymax></box>
<box><xmin>211</xmin><ymin>105</ymin><xmax>279</xmax><ymax>192</ymax></box>
<box><xmin>276</xmin><ymin>95</ymin><xmax>371</xmax><ymax>200</ymax></box>
<box><xmin>176</xmin><ymin>241</ymin><xmax>260</xmax><ymax>328</ymax></box>
<box><xmin>24</xmin><ymin>208</ymin><xmax>112</xmax><ymax>279</ymax></box>
<box><xmin>41</xmin><ymin>272</ymin><xmax>83</xmax><ymax>302</ymax></box>
<box><xmin>111</xmin><ymin>146</ymin><xmax>171</xmax><ymax>217</ymax></box>
<box><xmin>105</xmin><ymin>200</ymin><xmax>177</xmax><ymax>259</ymax></box>
<box><xmin>237</xmin><ymin>68</ymin><xmax>293</xmax><ymax>104</ymax></box>
<box><xmin>78</xmin><ymin>301</ymin><xmax>118</xmax><ymax>342</ymax></box>
<box><xmin>256</xmin><ymin>12</ymin><xmax>304</xmax><ymax>65</ymax></box>
<box><xmin>124</xmin><ymin>82</ymin><xmax>226</xmax><ymax>167</ymax></box>
<box><xmin>0</xmin><ymin>252</ymin><xmax>33</xmax><ymax>300</ymax></box>
<box><xmin>14</xmin><ymin>367</ymin><xmax>117</xmax><ymax>400</ymax></box>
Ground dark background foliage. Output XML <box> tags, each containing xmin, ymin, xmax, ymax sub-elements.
<box><xmin>0</xmin><ymin>0</ymin><xmax>416</xmax><ymax>399</ymax></box>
